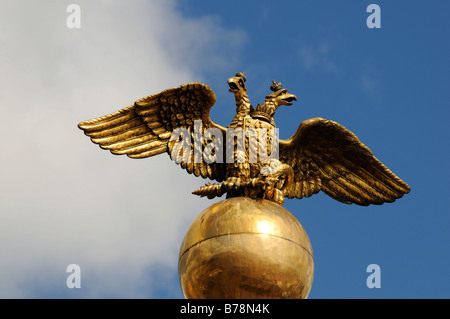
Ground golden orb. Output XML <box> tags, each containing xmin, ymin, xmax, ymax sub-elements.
<box><xmin>178</xmin><ymin>197</ymin><xmax>314</xmax><ymax>299</ymax></box>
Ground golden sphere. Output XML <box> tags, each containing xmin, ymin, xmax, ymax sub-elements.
<box><xmin>178</xmin><ymin>197</ymin><xmax>314</xmax><ymax>299</ymax></box>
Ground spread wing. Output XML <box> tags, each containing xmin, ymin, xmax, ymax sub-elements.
<box><xmin>278</xmin><ymin>117</ymin><xmax>410</xmax><ymax>205</ymax></box>
<box><xmin>78</xmin><ymin>82</ymin><xmax>226</xmax><ymax>182</ymax></box>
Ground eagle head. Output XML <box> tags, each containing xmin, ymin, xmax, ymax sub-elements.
<box><xmin>227</xmin><ymin>72</ymin><xmax>247</xmax><ymax>94</ymax></box>
<box><xmin>265</xmin><ymin>87</ymin><xmax>298</xmax><ymax>106</ymax></box>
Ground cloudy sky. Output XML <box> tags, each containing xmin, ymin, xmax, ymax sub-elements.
<box><xmin>0</xmin><ymin>0</ymin><xmax>448</xmax><ymax>299</ymax></box>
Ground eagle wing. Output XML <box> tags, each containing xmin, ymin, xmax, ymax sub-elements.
<box><xmin>278</xmin><ymin>117</ymin><xmax>410</xmax><ymax>205</ymax></box>
<box><xmin>78</xmin><ymin>82</ymin><xmax>226</xmax><ymax>182</ymax></box>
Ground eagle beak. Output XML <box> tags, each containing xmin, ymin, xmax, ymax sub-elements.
<box><xmin>282</xmin><ymin>94</ymin><xmax>297</xmax><ymax>106</ymax></box>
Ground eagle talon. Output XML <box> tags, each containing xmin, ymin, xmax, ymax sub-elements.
<box><xmin>223</xmin><ymin>177</ymin><xmax>243</xmax><ymax>192</ymax></box>
<box><xmin>264</xmin><ymin>188</ymin><xmax>285</xmax><ymax>205</ymax></box>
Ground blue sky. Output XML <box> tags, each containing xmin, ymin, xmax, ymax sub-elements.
<box><xmin>178</xmin><ymin>0</ymin><xmax>450</xmax><ymax>299</ymax></box>
<box><xmin>0</xmin><ymin>1</ymin><xmax>448</xmax><ymax>299</ymax></box>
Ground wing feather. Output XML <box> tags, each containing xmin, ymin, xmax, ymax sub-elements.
<box><xmin>78</xmin><ymin>82</ymin><xmax>226</xmax><ymax>182</ymax></box>
<box><xmin>91</xmin><ymin>124</ymin><xmax>150</xmax><ymax>144</ymax></box>
<box><xmin>78</xmin><ymin>105</ymin><xmax>136</xmax><ymax>131</ymax></box>
<box><xmin>129</xmin><ymin>145</ymin><xmax>168</xmax><ymax>159</ymax></box>
<box><xmin>279</xmin><ymin>117</ymin><xmax>410</xmax><ymax>205</ymax></box>
<box><xmin>100</xmin><ymin>134</ymin><xmax>158</xmax><ymax>151</ymax></box>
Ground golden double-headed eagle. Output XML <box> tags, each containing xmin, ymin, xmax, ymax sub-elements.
<box><xmin>78</xmin><ymin>72</ymin><xmax>410</xmax><ymax>205</ymax></box>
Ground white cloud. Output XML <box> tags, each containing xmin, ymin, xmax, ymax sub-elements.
<box><xmin>359</xmin><ymin>73</ymin><xmax>378</xmax><ymax>96</ymax></box>
<box><xmin>298</xmin><ymin>43</ymin><xmax>338</xmax><ymax>72</ymax></box>
<box><xmin>0</xmin><ymin>0</ymin><xmax>244</xmax><ymax>298</ymax></box>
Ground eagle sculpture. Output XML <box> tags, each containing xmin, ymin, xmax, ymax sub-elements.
<box><xmin>78</xmin><ymin>72</ymin><xmax>410</xmax><ymax>205</ymax></box>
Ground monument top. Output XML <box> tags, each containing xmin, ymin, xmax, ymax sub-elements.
<box><xmin>78</xmin><ymin>72</ymin><xmax>410</xmax><ymax>206</ymax></box>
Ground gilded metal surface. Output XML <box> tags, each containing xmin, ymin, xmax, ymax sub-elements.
<box><xmin>178</xmin><ymin>197</ymin><xmax>314</xmax><ymax>299</ymax></box>
<box><xmin>78</xmin><ymin>72</ymin><xmax>410</xmax><ymax>205</ymax></box>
